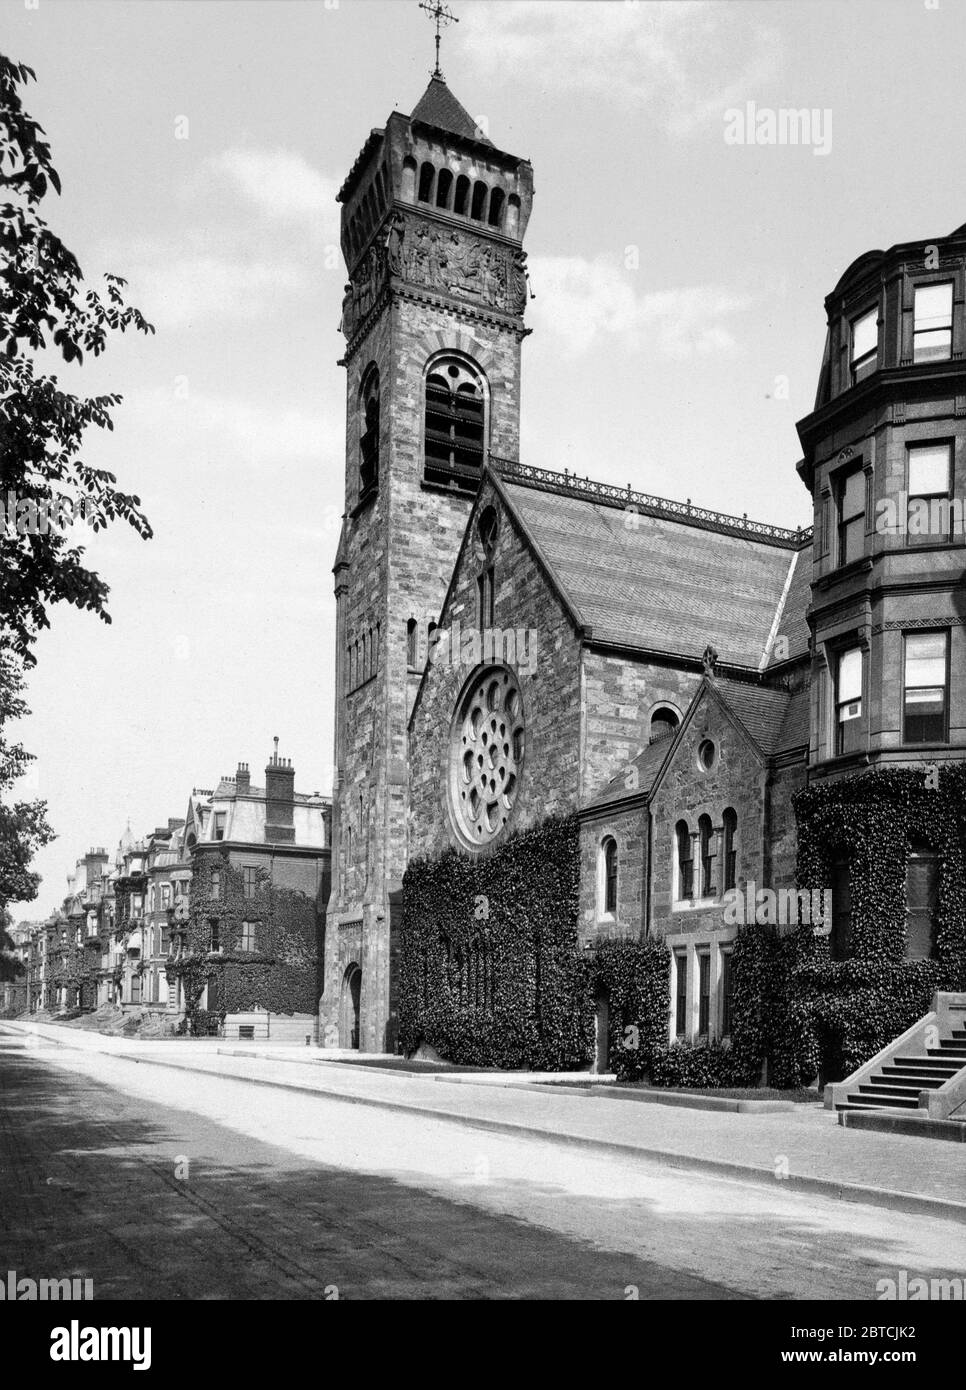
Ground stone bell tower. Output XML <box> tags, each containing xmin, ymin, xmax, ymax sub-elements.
<box><xmin>320</xmin><ymin>68</ymin><xmax>535</xmax><ymax>1052</ymax></box>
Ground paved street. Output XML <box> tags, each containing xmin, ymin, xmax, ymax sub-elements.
<box><xmin>1</xmin><ymin>1025</ymin><xmax>963</xmax><ymax>1300</ymax></box>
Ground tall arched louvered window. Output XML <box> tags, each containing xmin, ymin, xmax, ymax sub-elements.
<box><xmin>359</xmin><ymin>365</ymin><xmax>379</xmax><ymax>495</ymax></box>
<box><xmin>424</xmin><ymin>357</ymin><xmax>486</xmax><ymax>490</ymax></box>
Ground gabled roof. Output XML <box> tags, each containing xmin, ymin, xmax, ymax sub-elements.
<box><xmin>502</xmin><ymin>482</ymin><xmax>806</xmax><ymax>671</ymax></box>
<box><xmin>584</xmin><ymin>674</ymin><xmax>807</xmax><ymax>814</ymax></box>
<box><xmin>411</xmin><ymin>75</ymin><xmax>491</xmax><ymax>145</ymax></box>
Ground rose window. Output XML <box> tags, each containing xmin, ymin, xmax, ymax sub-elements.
<box><xmin>450</xmin><ymin>666</ymin><xmax>525</xmax><ymax>848</ymax></box>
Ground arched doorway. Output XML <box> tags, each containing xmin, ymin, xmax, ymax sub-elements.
<box><xmin>593</xmin><ymin>987</ymin><xmax>610</xmax><ymax>1074</ymax></box>
<box><xmin>341</xmin><ymin>964</ymin><xmax>362</xmax><ymax>1050</ymax></box>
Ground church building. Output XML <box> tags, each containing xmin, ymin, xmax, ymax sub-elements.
<box><xmin>321</xmin><ymin>64</ymin><xmax>966</xmax><ymax>1088</ymax></box>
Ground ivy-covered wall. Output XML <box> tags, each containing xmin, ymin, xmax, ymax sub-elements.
<box><xmin>400</xmin><ymin>814</ymin><xmax>592</xmax><ymax>1069</ymax></box>
<box><xmin>725</xmin><ymin>766</ymin><xmax>966</xmax><ymax>1087</ymax></box>
<box><xmin>175</xmin><ymin>852</ymin><xmax>323</xmax><ymax>1024</ymax></box>
<box><xmin>400</xmin><ymin>767</ymin><xmax>966</xmax><ymax>1086</ymax></box>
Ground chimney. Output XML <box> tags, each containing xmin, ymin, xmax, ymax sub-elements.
<box><xmin>235</xmin><ymin>761</ymin><xmax>251</xmax><ymax>794</ymax></box>
<box><xmin>265</xmin><ymin>738</ymin><xmax>295</xmax><ymax>842</ymax></box>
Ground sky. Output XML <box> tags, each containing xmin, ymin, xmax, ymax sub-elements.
<box><xmin>5</xmin><ymin>0</ymin><xmax>966</xmax><ymax>917</ymax></box>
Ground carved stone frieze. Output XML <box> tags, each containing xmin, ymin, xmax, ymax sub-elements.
<box><xmin>340</xmin><ymin>211</ymin><xmax>527</xmax><ymax>340</ymax></box>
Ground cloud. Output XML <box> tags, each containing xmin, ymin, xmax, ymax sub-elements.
<box><xmin>209</xmin><ymin>148</ymin><xmax>340</xmax><ymax>231</ymax></box>
<box><xmin>131</xmin><ymin>254</ymin><xmax>305</xmax><ymax>331</ymax></box>
<box><xmin>529</xmin><ymin>256</ymin><xmax>751</xmax><ymax>358</ymax></box>
<box><xmin>123</xmin><ymin>388</ymin><xmax>343</xmax><ymax>470</ymax></box>
<box><xmin>461</xmin><ymin>0</ymin><xmax>781</xmax><ymax>136</ymax></box>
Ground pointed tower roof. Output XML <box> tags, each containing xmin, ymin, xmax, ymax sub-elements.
<box><xmin>411</xmin><ymin>75</ymin><xmax>491</xmax><ymax>145</ymax></box>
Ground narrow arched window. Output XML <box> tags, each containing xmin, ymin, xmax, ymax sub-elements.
<box><xmin>905</xmin><ymin>838</ymin><xmax>939</xmax><ymax>960</ymax></box>
<box><xmin>424</xmin><ymin>357</ymin><xmax>486</xmax><ymax>489</ymax></box>
<box><xmin>722</xmin><ymin>808</ymin><xmax>737</xmax><ymax>892</ymax></box>
<box><xmin>676</xmin><ymin>820</ymin><xmax>693</xmax><ymax>900</ymax></box>
<box><xmin>601</xmin><ymin>837</ymin><xmax>618</xmax><ymax>915</ymax></box>
<box><xmin>436</xmin><ymin>168</ymin><xmax>453</xmax><ymax>210</ymax></box>
<box><xmin>453</xmin><ymin>174</ymin><xmax>470</xmax><ymax>216</ymax></box>
<box><xmin>470</xmin><ymin>180</ymin><xmax>487</xmax><ymax>220</ymax></box>
<box><xmin>418</xmin><ymin>161</ymin><xmax>435</xmax><ymax>203</ymax></box>
<box><xmin>406</xmin><ymin>618</ymin><xmax>418</xmax><ymax>669</ymax></box>
<box><xmin>359</xmin><ymin>365</ymin><xmax>379</xmax><ymax>495</ymax></box>
<box><xmin>699</xmin><ymin>814</ymin><xmax>716</xmax><ymax>898</ymax></box>
<box><xmin>487</xmin><ymin>187</ymin><xmax>505</xmax><ymax>228</ymax></box>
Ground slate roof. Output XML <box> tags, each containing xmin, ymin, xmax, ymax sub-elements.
<box><xmin>712</xmin><ymin>678</ymin><xmax>793</xmax><ymax>757</ymax></box>
<box><xmin>587</xmin><ymin>733</ymin><xmax>677</xmax><ymax>810</ymax></box>
<box><xmin>502</xmin><ymin>482</ymin><xmax>807</xmax><ymax>671</ymax></box>
<box><xmin>773</xmin><ymin>684</ymin><xmax>811</xmax><ymax>756</ymax></box>
<box><xmin>411</xmin><ymin>76</ymin><xmax>491</xmax><ymax>145</ymax></box>
<box><xmin>764</xmin><ymin>547</ymin><xmax>811</xmax><ymax>667</ymax></box>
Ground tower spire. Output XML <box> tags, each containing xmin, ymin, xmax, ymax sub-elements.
<box><xmin>419</xmin><ymin>0</ymin><xmax>458</xmax><ymax>80</ymax></box>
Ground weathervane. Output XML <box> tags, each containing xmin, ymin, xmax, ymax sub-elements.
<box><xmin>419</xmin><ymin>0</ymin><xmax>458</xmax><ymax>80</ymax></box>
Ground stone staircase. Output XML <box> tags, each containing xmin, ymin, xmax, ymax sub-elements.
<box><xmin>826</xmin><ymin>991</ymin><xmax>966</xmax><ymax>1121</ymax></box>
<box><xmin>835</xmin><ymin>1025</ymin><xmax>966</xmax><ymax>1113</ymax></box>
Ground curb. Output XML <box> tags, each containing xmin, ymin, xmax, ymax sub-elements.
<box><xmin>840</xmin><ymin>1110</ymin><xmax>966</xmax><ymax>1143</ymax></box>
<box><xmin>8</xmin><ymin>1023</ymin><xmax>965</xmax><ymax>1226</ymax></box>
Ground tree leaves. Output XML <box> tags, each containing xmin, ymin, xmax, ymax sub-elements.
<box><xmin>0</xmin><ymin>53</ymin><xmax>155</xmax><ymax>661</ymax></box>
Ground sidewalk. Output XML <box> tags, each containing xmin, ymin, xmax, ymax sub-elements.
<box><xmin>4</xmin><ymin>1021</ymin><xmax>965</xmax><ymax>1223</ymax></box>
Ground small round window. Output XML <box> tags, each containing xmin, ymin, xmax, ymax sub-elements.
<box><xmin>697</xmin><ymin>739</ymin><xmax>717</xmax><ymax>772</ymax></box>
